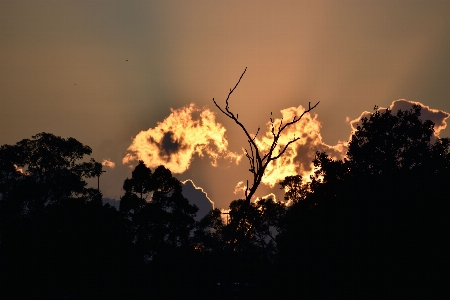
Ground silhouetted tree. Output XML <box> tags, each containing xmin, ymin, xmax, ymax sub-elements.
<box><xmin>0</xmin><ymin>133</ymin><xmax>140</xmax><ymax>299</ymax></box>
<box><xmin>0</xmin><ymin>132</ymin><xmax>102</xmax><ymax>216</ymax></box>
<box><xmin>120</xmin><ymin>162</ymin><xmax>198</xmax><ymax>259</ymax></box>
<box><xmin>224</xmin><ymin>198</ymin><xmax>285</xmax><ymax>256</ymax></box>
<box><xmin>278</xmin><ymin>174</ymin><xmax>308</xmax><ymax>203</ymax></box>
<box><xmin>213</xmin><ymin>68</ymin><xmax>319</xmax><ymax>205</ymax></box>
<box><xmin>211</xmin><ymin>68</ymin><xmax>319</xmax><ymax>297</ymax></box>
<box><xmin>120</xmin><ymin>160</ymin><xmax>150</xmax><ymax>216</ymax></box>
<box><xmin>273</xmin><ymin>105</ymin><xmax>450</xmax><ymax>299</ymax></box>
<box><xmin>0</xmin><ymin>132</ymin><xmax>103</xmax><ymax>245</ymax></box>
<box><xmin>119</xmin><ymin>162</ymin><xmax>226</xmax><ymax>299</ymax></box>
<box><xmin>123</xmin><ymin>160</ymin><xmax>153</xmax><ymax>199</ymax></box>
<box><xmin>212</xmin><ymin>70</ymin><xmax>318</xmax><ymax>290</ymax></box>
<box><xmin>193</xmin><ymin>197</ymin><xmax>287</xmax><ymax>298</ymax></box>
<box><xmin>193</xmin><ymin>208</ymin><xmax>226</xmax><ymax>252</ymax></box>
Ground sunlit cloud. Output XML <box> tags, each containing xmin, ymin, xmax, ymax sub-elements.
<box><xmin>254</xmin><ymin>193</ymin><xmax>278</xmax><ymax>204</ymax></box>
<box><xmin>253</xmin><ymin>105</ymin><xmax>347</xmax><ymax>188</ymax></box>
<box><xmin>101</xmin><ymin>158</ymin><xmax>116</xmax><ymax>169</ymax></box>
<box><xmin>254</xmin><ymin>100</ymin><xmax>449</xmax><ymax>189</ymax></box>
<box><xmin>233</xmin><ymin>181</ymin><xmax>246</xmax><ymax>195</ymax></box>
<box><xmin>123</xmin><ymin>103</ymin><xmax>242</xmax><ymax>173</ymax></box>
<box><xmin>252</xmin><ymin>100</ymin><xmax>449</xmax><ymax>191</ymax></box>
<box><xmin>350</xmin><ymin>99</ymin><xmax>450</xmax><ymax>142</ymax></box>
<box><xmin>123</xmin><ymin>100</ymin><xmax>449</xmax><ymax>209</ymax></box>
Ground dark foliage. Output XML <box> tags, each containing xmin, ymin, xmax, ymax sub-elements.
<box><xmin>0</xmin><ymin>133</ymin><xmax>102</xmax><ymax>217</ymax></box>
<box><xmin>268</xmin><ymin>105</ymin><xmax>450</xmax><ymax>299</ymax></box>
<box><xmin>119</xmin><ymin>161</ymin><xmax>205</xmax><ymax>299</ymax></box>
<box><xmin>0</xmin><ymin>133</ymin><xmax>142</xmax><ymax>299</ymax></box>
<box><xmin>1</xmin><ymin>103</ymin><xmax>448</xmax><ymax>299</ymax></box>
<box><xmin>191</xmin><ymin>197</ymin><xmax>287</xmax><ymax>299</ymax></box>
<box><xmin>120</xmin><ymin>161</ymin><xmax>198</xmax><ymax>255</ymax></box>
<box><xmin>279</xmin><ymin>174</ymin><xmax>308</xmax><ymax>203</ymax></box>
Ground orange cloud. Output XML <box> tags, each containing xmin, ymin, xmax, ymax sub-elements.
<box><xmin>255</xmin><ymin>100</ymin><xmax>449</xmax><ymax>189</ymax></box>
<box><xmin>233</xmin><ymin>181</ymin><xmax>246</xmax><ymax>195</ymax></box>
<box><xmin>253</xmin><ymin>105</ymin><xmax>347</xmax><ymax>187</ymax></box>
<box><xmin>123</xmin><ymin>103</ymin><xmax>242</xmax><ymax>173</ymax></box>
<box><xmin>254</xmin><ymin>193</ymin><xmax>278</xmax><ymax>204</ymax></box>
<box><xmin>101</xmin><ymin>159</ymin><xmax>116</xmax><ymax>169</ymax></box>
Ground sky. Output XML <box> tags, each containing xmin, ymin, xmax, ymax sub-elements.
<box><xmin>1</xmin><ymin>0</ymin><xmax>450</xmax><ymax>214</ymax></box>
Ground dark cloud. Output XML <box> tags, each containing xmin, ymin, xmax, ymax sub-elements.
<box><xmin>160</xmin><ymin>131</ymin><xmax>184</xmax><ymax>157</ymax></box>
<box><xmin>102</xmin><ymin>197</ymin><xmax>120</xmax><ymax>210</ymax></box>
<box><xmin>391</xmin><ymin>100</ymin><xmax>449</xmax><ymax>136</ymax></box>
<box><xmin>181</xmin><ymin>180</ymin><xmax>214</xmax><ymax>221</ymax></box>
<box><xmin>147</xmin><ymin>131</ymin><xmax>187</xmax><ymax>162</ymax></box>
<box><xmin>350</xmin><ymin>100</ymin><xmax>450</xmax><ymax>142</ymax></box>
<box><xmin>102</xmin><ymin>181</ymin><xmax>214</xmax><ymax>221</ymax></box>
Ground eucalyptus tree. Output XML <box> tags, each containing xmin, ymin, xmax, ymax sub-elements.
<box><xmin>120</xmin><ymin>161</ymin><xmax>198</xmax><ymax>259</ymax></box>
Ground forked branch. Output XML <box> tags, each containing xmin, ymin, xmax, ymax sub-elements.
<box><xmin>213</xmin><ymin>68</ymin><xmax>319</xmax><ymax>204</ymax></box>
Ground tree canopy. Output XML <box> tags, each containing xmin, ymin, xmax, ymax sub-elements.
<box><xmin>0</xmin><ymin>132</ymin><xmax>102</xmax><ymax>220</ymax></box>
<box><xmin>120</xmin><ymin>161</ymin><xmax>198</xmax><ymax>258</ymax></box>
<box><xmin>272</xmin><ymin>105</ymin><xmax>450</xmax><ymax>299</ymax></box>
<box><xmin>0</xmin><ymin>133</ymin><xmax>140</xmax><ymax>299</ymax></box>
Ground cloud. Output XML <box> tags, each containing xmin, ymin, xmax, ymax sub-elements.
<box><xmin>101</xmin><ymin>159</ymin><xmax>116</xmax><ymax>169</ymax></box>
<box><xmin>254</xmin><ymin>100</ymin><xmax>449</xmax><ymax>189</ymax></box>
<box><xmin>254</xmin><ymin>193</ymin><xmax>278</xmax><ymax>203</ymax></box>
<box><xmin>253</xmin><ymin>105</ymin><xmax>347</xmax><ymax>187</ymax></box>
<box><xmin>231</xmin><ymin>99</ymin><xmax>450</xmax><ymax>198</ymax></box>
<box><xmin>102</xmin><ymin>197</ymin><xmax>120</xmax><ymax>210</ymax></box>
<box><xmin>122</xmin><ymin>100</ymin><xmax>449</xmax><ymax>209</ymax></box>
<box><xmin>123</xmin><ymin>103</ymin><xmax>242</xmax><ymax>173</ymax></box>
<box><xmin>233</xmin><ymin>181</ymin><xmax>246</xmax><ymax>195</ymax></box>
<box><xmin>350</xmin><ymin>99</ymin><xmax>450</xmax><ymax>141</ymax></box>
<box><xmin>181</xmin><ymin>179</ymin><xmax>214</xmax><ymax>221</ymax></box>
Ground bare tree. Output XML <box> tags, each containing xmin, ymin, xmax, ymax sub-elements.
<box><xmin>213</xmin><ymin>67</ymin><xmax>319</xmax><ymax>205</ymax></box>
<box><xmin>213</xmin><ymin>68</ymin><xmax>320</xmax><ymax>290</ymax></box>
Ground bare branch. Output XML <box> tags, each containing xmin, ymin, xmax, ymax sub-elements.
<box><xmin>245</xmin><ymin>180</ymin><xmax>249</xmax><ymax>198</ymax></box>
<box><xmin>213</xmin><ymin>68</ymin><xmax>319</xmax><ymax>205</ymax></box>
<box><xmin>271</xmin><ymin>137</ymin><xmax>301</xmax><ymax>161</ymax></box>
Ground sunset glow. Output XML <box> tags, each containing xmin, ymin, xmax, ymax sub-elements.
<box><xmin>254</xmin><ymin>105</ymin><xmax>347</xmax><ymax>187</ymax></box>
<box><xmin>101</xmin><ymin>159</ymin><xmax>116</xmax><ymax>169</ymax></box>
<box><xmin>3</xmin><ymin>1</ymin><xmax>450</xmax><ymax>297</ymax></box>
<box><xmin>2</xmin><ymin>0</ymin><xmax>450</xmax><ymax>209</ymax></box>
<box><xmin>123</xmin><ymin>104</ymin><xmax>242</xmax><ymax>173</ymax></box>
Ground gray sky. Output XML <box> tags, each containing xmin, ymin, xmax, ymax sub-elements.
<box><xmin>2</xmin><ymin>0</ymin><xmax>450</xmax><ymax>209</ymax></box>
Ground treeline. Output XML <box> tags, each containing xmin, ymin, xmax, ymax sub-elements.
<box><xmin>1</xmin><ymin>105</ymin><xmax>449</xmax><ymax>299</ymax></box>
